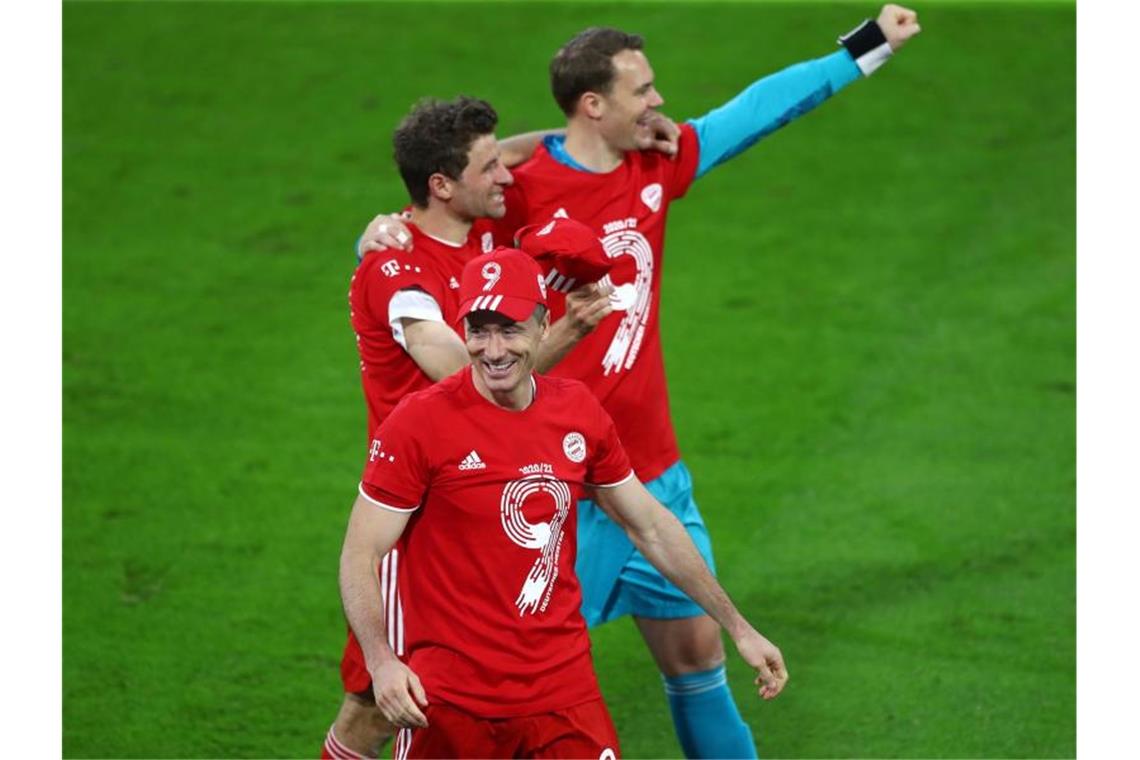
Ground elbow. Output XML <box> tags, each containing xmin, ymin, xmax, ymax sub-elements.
<box><xmin>626</xmin><ymin>513</ymin><xmax>667</xmax><ymax>555</ymax></box>
<box><xmin>337</xmin><ymin>544</ymin><xmax>356</xmax><ymax>595</ymax></box>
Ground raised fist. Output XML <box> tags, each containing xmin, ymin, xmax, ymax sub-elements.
<box><xmin>877</xmin><ymin>4</ymin><xmax>921</xmax><ymax>51</ymax></box>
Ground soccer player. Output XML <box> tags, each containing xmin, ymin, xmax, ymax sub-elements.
<box><xmin>340</xmin><ymin>247</ymin><xmax>788</xmax><ymax>758</ymax></box>
<box><xmin>328</xmin><ymin>95</ymin><xmax>614</xmax><ymax>760</ymax></box>
<box><xmin>357</xmin><ymin>7</ymin><xmax>920</xmax><ymax>756</ymax></box>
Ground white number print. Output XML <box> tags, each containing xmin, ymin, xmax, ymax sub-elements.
<box><xmin>481</xmin><ymin>261</ymin><xmax>502</xmax><ymax>292</ymax></box>
<box><xmin>500</xmin><ymin>474</ymin><xmax>572</xmax><ymax>615</ymax></box>
<box><xmin>599</xmin><ymin>229</ymin><xmax>654</xmax><ymax>375</ymax></box>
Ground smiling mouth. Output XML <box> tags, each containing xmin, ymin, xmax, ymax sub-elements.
<box><xmin>482</xmin><ymin>358</ymin><xmax>516</xmax><ymax>378</ymax></box>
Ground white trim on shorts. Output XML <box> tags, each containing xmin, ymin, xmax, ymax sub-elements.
<box><xmin>379</xmin><ymin>548</ymin><xmax>406</xmax><ymax>656</ymax></box>
<box><xmin>395</xmin><ymin>727</ymin><xmax>414</xmax><ymax>760</ymax></box>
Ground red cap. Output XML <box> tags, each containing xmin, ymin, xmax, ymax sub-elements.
<box><xmin>515</xmin><ymin>217</ymin><xmax>612</xmax><ymax>293</ymax></box>
<box><xmin>456</xmin><ymin>247</ymin><xmax>548</xmax><ymax>323</ymax></box>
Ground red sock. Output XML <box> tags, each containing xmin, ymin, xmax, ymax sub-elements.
<box><xmin>323</xmin><ymin>726</ymin><xmax>367</xmax><ymax>760</ymax></box>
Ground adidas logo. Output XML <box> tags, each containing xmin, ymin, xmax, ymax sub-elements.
<box><xmin>458</xmin><ymin>450</ymin><xmax>486</xmax><ymax>471</ymax></box>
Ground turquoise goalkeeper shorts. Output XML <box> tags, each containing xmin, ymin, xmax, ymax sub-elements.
<box><xmin>576</xmin><ymin>460</ymin><xmax>717</xmax><ymax>626</ymax></box>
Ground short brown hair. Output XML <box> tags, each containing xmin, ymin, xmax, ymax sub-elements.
<box><xmin>549</xmin><ymin>27</ymin><xmax>645</xmax><ymax>116</ymax></box>
<box><xmin>393</xmin><ymin>96</ymin><xmax>498</xmax><ymax>207</ymax></box>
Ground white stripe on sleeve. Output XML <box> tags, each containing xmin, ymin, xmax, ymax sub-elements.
<box><xmin>358</xmin><ymin>482</ymin><xmax>420</xmax><ymax>513</ymax></box>
<box><xmin>588</xmin><ymin>469</ymin><xmax>637</xmax><ymax>489</ymax></box>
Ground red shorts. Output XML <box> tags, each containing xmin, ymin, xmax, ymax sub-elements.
<box><xmin>392</xmin><ymin>700</ymin><xmax>620</xmax><ymax>759</ymax></box>
<box><xmin>340</xmin><ymin>629</ymin><xmax>371</xmax><ymax>694</ymax></box>
<box><xmin>341</xmin><ymin>548</ymin><xmax>405</xmax><ymax>694</ymax></box>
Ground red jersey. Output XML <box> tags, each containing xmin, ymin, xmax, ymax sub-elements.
<box><xmin>348</xmin><ymin>221</ymin><xmax>495</xmax><ymax>433</ymax></box>
<box><xmin>495</xmin><ymin>124</ymin><xmax>701</xmax><ymax>482</ymax></box>
<box><xmin>359</xmin><ymin>367</ymin><xmax>634</xmax><ymax>717</ymax></box>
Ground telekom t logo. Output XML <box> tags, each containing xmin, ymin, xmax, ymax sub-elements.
<box><xmin>369</xmin><ymin>439</ymin><xmax>382</xmax><ymax>462</ymax></box>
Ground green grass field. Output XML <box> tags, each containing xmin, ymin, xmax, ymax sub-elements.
<box><xmin>63</xmin><ymin>1</ymin><xmax>1075</xmax><ymax>757</ymax></box>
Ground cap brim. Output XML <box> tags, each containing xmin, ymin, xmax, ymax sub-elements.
<box><xmin>456</xmin><ymin>294</ymin><xmax>538</xmax><ymax>324</ymax></box>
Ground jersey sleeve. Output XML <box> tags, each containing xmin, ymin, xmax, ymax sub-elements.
<box><xmin>387</xmin><ymin>289</ymin><xmax>444</xmax><ymax>351</ymax></box>
<box><xmin>583</xmin><ymin>391</ymin><xmax>634</xmax><ymax>487</ymax></box>
<box><xmin>687</xmin><ymin>50</ymin><xmax>861</xmax><ymax>179</ymax></box>
<box><xmin>663</xmin><ymin>122</ymin><xmax>702</xmax><ymax>202</ymax></box>
<box><xmin>363</xmin><ymin>251</ymin><xmax>449</xmax><ymax>326</ymax></box>
<box><xmin>360</xmin><ymin>397</ymin><xmax>433</xmax><ymax>511</ymax></box>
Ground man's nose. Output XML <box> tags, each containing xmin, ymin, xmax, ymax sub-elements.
<box><xmin>484</xmin><ymin>330</ymin><xmax>507</xmax><ymax>357</ymax></box>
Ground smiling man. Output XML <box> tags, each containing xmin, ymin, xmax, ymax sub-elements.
<box><xmin>339</xmin><ymin>248</ymin><xmax>788</xmax><ymax>759</ymax></box>
<box><xmin>356</xmin><ymin>8</ymin><xmax>921</xmax><ymax>756</ymax></box>
<box><xmin>328</xmin><ymin>96</ymin><xmax>615</xmax><ymax>760</ymax></box>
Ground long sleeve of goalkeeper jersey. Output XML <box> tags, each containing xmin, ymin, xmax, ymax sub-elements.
<box><xmin>690</xmin><ymin>49</ymin><xmax>863</xmax><ymax>179</ymax></box>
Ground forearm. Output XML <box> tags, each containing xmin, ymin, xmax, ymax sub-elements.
<box><xmin>339</xmin><ymin>544</ymin><xmax>397</xmax><ymax>672</ymax></box>
<box><xmin>535</xmin><ymin>316</ymin><xmax>585</xmax><ymax>373</ymax></box>
<box><xmin>629</xmin><ymin>508</ymin><xmax>750</xmax><ymax>638</ymax></box>
<box><xmin>690</xmin><ymin>49</ymin><xmax>861</xmax><ymax>178</ymax></box>
<box><xmin>500</xmin><ymin>129</ymin><xmax>563</xmax><ymax>168</ymax></box>
<box><xmin>403</xmin><ymin>318</ymin><xmax>470</xmax><ymax>380</ymax></box>
<box><xmin>408</xmin><ymin>341</ymin><xmax>469</xmax><ymax>381</ymax></box>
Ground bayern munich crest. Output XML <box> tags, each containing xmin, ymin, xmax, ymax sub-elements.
<box><xmin>562</xmin><ymin>432</ymin><xmax>586</xmax><ymax>463</ymax></box>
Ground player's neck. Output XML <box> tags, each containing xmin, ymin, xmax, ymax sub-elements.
<box><xmin>472</xmin><ymin>370</ymin><xmax>535</xmax><ymax>412</ymax></box>
<box><xmin>410</xmin><ymin>205</ymin><xmax>474</xmax><ymax>246</ymax></box>
<box><xmin>563</xmin><ymin>122</ymin><xmax>624</xmax><ymax>173</ymax></box>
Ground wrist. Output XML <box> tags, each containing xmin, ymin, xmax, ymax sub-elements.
<box><xmin>551</xmin><ymin>314</ymin><xmax>589</xmax><ymax>340</ymax></box>
<box><xmin>366</xmin><ymin>645</ymin><xmax>399</xmax><ymax>674</ymax></box>
<box><xmin>572</xmin><ymin>319</ymin><xmax>595</xmax><ymax>338</ymax></box>
<box><xmin>838</xmin><ymin>18</ymin><xmax>892</xmax><ymax>76</ymax></box>
<box><xmin>721</xmin><ymin>619</ymin><xmax>746</xmax><ymax>642</ymax></box>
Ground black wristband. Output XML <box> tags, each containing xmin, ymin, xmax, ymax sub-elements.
<box><xmin>838</xmin><ymin>19</ymin><xmax>893</xmax><ymax>76</ymax></box>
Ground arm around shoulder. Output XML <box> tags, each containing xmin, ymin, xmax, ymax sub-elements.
<box><xmin>499</xmin><ymin>129</ymin><xmax>563</xmax><ymax>168</ymax></box>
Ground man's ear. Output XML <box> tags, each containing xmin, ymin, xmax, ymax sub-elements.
<box><xmin>578</xmin><ymin>91</ymin><xmax>605</xmax><ymax>120</ymax></box>
<box><xmin>427</xmin><ymin>172</ymin><xmax>454</xmax><ymax>202</ymax></box>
